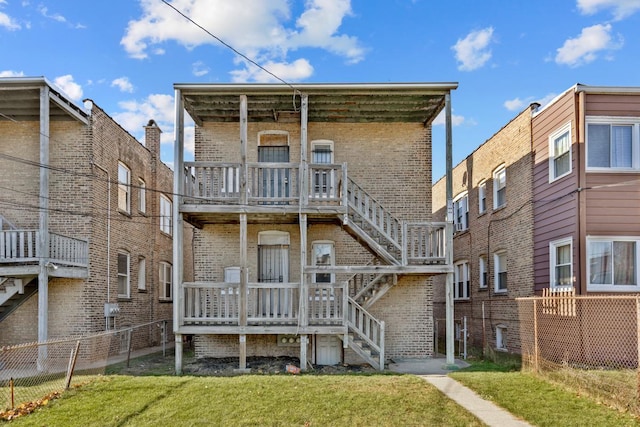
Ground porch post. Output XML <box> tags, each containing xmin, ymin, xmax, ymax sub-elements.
<box><xmin>239</xmin><ymin>214</ymin><xmax>248</xmax><ymax>371</ymax></box>
<box><xmin>37</xmin><ymin>84</ymin><xmax>50</xmax><ymax>370</ymax></box>
<box><xmin>299</xmin><ymin>93</ymin><xmax>308</xmax><ymax>207</ymax></box>
<box><xmin>239</xmin><ymin>95</ymin><xmax>248</xmax><ymax>205</ymax></box>
<box><xmin>299</xmin><ymin>213</ymin><xmax>308</xmax><ymax>371</ymax></box>
<box><xmin>444</xmin><ymin>92</ymin><xmax>456</xmax><ymax>367</ymax></box>
<box><xmin>173</xmin><ymin>88</ymin><xmax>186</xmax><ymax>375</ymax></box>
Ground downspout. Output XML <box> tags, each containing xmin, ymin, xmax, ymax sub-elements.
<box><xmin>577</xmin><ymin>90</ymin><xmax>586</xmax><ymax>294</ymax></box>
<box><xmin>91</xmin><ymin>161</ymin><xmax>111</xmax><ymax>329</ymax></box>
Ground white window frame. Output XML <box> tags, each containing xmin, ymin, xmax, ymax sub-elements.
<box><xmin>587</xmin><ymin>236</ymin><xmax>640</xmax><ymax>292</ymax></box>
<box><xmin>493</xmin><ymin>165</ymin><xmax>506</xmax><ymax>209</ymax></box>
<box><xmin>159</xmin><ymin>261</ymin><xmax>173</xmax><ymax>301</ymax></box>
<box><xmin>494</xmin><ymin>251</ymin><xmax>507</xmax><ymax>293</ymax></box>
<box><xmin>586</xmin><ymin>117</ymin><xmax>640</xmax><ymax>171</ymax></box>
<box><xmin>479</xmin><ymin>255</ymin><xmax>488</xmax><ymax>289</ymax></box>
<box><xmin>550</xmin><ymin>237</ymin><xmax>573</xmax><ymax>290</ymax></box>
<box><xmin>160</xmin><ymin>194</ymin><xmax>172</xmax><ymax>236</ymax></box>
<box><xmin>453</xmin><ymin>192</ymin><xmax>469</xmax><ymax>232</ymax></box>
<box><xmin>138</xmin><ymin>257</ymin><xmax>146</xmax><ymax>291</ymax></box>
<box><xmin>138</xmin><ymin>178</ymin><xmax>146</xmax><ymax>213</ymax></box>
<box><xmin>118</xmin><ymin>162</ymin><xmax>131</xmax><ymax>213</ymax></box>
<box><xmin>496</xmin><ymin>325</ymin><xmax>507</xmax><ymax>351</ymax></box>
<box><xmin>478</xmin><ymin>180</ymin><xmax>487</xmax><ymax>214</ymax></box>
<box><xmin>312</xmin><ymin>241</ymin><xmax>335</xmax><ymax>284</ymax></box>
<box><xmin>117</xmin><ymin>251</ymin><xmax>130</xmax><ymax>298</ymax></box>
<box><xmin>549</xmin><ymin>122</ymin><xmax>572</xmax><ymax>182</ymax></box>
<box><xmin>454</xmin><ymin>261</ymin><xmax>470</xmax><ymax>300</ymax></box>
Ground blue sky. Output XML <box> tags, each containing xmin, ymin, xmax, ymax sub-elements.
<box><xmin>1</xmin><ymin>0</ymin><xmax>640</xmax><ymax>180</ymax></box>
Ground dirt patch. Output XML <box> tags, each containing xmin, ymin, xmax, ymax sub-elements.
<box><xmin>109</xmin><ymin>352</ymin><xmax>377</xmax><ymax>377</ymax></box>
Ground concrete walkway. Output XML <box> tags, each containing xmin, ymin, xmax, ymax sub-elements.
<box><xmin>388</xmin><ymin>359</ymin><xmax>532</xmax><ymax>427</ymax></box>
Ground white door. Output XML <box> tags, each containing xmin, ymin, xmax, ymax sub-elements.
<box><xmin>316</xmin><ymin>335</ymin><xmax>342</xmax><ymax>365</ymax></box>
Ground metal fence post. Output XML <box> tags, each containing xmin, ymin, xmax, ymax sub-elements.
<box><xmin>533</xmin><ymin>299</ymin><xmax>539</xmax><ymax>373</ymax></box>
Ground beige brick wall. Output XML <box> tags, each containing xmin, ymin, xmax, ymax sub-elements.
<box><xmin>432</xmin><ymin>106</ymin><xmax>535</xmax><ymax>354</ymax></box>
<box><xmin>0</xmin><ymin>102</ymin><xmax>191</xmax><ymax>347</ymax></box>
<box><xmin>190</xmin><ymin>118</ymin><xmax>435</xmax><ymax>363</ymax></box>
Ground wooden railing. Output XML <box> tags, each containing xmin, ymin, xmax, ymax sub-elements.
<box><xmin>246</xmin><ymin>163</ymin><xmax>299</xmax><ymax>204</ymax></box>
<box><xmin>308</xmin><ymin>164</ymin><xmax>345</xmax><ymax>204</ymax></box>
<box><xmin>0</xmin><ymin>230</ymin><xmax>88</xmax><ymax>267</ymax></box>
<box><xmin>181</xmin><ymin>282</ymin><xmax>349</xmax><ymax>326</ymax></box>
<box><xmin>347</xmin><ymin>297</ymin><xmax>385</xmax><ymax>368</ymax></box>
<box><xmin>402</xmin><ymin>222</ymin><xmax>447</xmax><ymax>265</ymax></box>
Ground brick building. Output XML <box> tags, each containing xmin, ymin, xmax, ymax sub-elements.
<box><xmin>433</xmin><ymin>104</ymin><xmax>537</xmax><ymax>354</ymax></box>
<box><xmin>0</xmin><ymin>77</ymin><xmax>192</xmax><ymax>350</ymax></box>
<box><xmin>172</xmin><ymin>82</ymin><xmax>457</xmax><ymax>372</ymax></box>
<box><xmin>433</xmin><ymin>84</ymin><xmax>640</xmax><ymax>356</ymax></box>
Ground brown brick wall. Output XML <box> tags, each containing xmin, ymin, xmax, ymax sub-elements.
<box><xmin>432</xmin><ymin>106</ymin><xmax>535</xmax><ymax>354</ymax></box>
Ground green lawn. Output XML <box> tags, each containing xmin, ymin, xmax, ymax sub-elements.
<box><xmin>4</xmin><ymin>353</ymin><xmax>640</xmax><ymax>426</ymax></box>
<box><xmin>3</xmin><ymin>375</ymin><xmax>484</xmax><ymax>427</ymax></box>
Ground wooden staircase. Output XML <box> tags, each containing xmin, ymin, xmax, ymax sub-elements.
<box><xmin>0</xmin><ymin>276</ymin><xmax>38</xmax><ymax>321</ymax></box>
<box><xmin>343</xmin><ymin>297</ymin><xmax>385</xmax><ymax>370</ymax></box>
<box><xmin>344</xmin><ymin>178</ymin><xmax>403</xmax><ymax>265</ymax></box>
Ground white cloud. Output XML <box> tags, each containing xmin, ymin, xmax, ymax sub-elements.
<box><xmin>111</xmin><ymin>77</ymin><xmax>134</xmax><ymax>93</ymax></box>
<box><xmin>555</xmin><ymin>23</ymin><xmax>623</xmax><ymax>67</ymax></box>
<box><xmin>111</xmin><ymin>93</ymin><xmax>195</xmax><ymax>159</ymax></box>
<box><xmin>0</xmin><ymin>70</ymin><xmax>25</xmax><ymax>77</ymax></box>
<box><xmin>192</xmin><ymin>61</ymin><xmax>209</xmax><ymax>77</ymax></box>
<box><xmin>121</xmin><ymin>0</ymin><xmax>363</xmax><ymax>79</ymax></box>
<box><xmin>577</xmin><ymin>0</ymin><xmax>640</xmax><ymax>20</ymax></box>
<box><xmin>37</xmin><ymin>5</ymin><xmax>66</xmax><ymax>23</ymax></box>
<box><xmin>230</xmin><ymin>58</ymin><xmax>313</xmax><ymax>83</ymax></box>
<box><xmin>452</xmin><ymin>27</ymin><xmax>495</xmax><ymax>71</ymax></box>
<box><xmin>433</xmin><ymin>110</ymin><xmax>466</xmax><ymax>127</ymax></box>
<box><xmin>0</xmin><ymin>4</ymin><xmax>20</xmax><ymax>31</ymax></box>
<box><xmin>504</xmin><ymin>97</ymin><xmax>526</xmax><ymax>111</ymax></box>
<box><xmin>53</xmin><ymin>75</ymin><xmax>83</xmax><ymax>101</ymax></box>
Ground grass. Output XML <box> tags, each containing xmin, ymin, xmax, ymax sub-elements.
<box><xmin>4</xmin><ymin>375</ymin><xmax>484</xmax><ymax>427</ymax></box>
<box><xmin>5</xmin><ymin>350</ymin><xmax>640</xmax><ymax>426</ymax></box>
<box><xmin>451</xmin><ymin>355</ymin><xmax>640</xmax><ymax>427</ymax></box>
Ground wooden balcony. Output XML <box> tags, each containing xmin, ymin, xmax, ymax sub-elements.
<box><xmin>179</xmin><ymin>281</ymin><xmax>347</xmax><ymax>334</ymax></box>
<box><xmin>0</xmin><ymin>230</ymin><xmax>88</xmax><ymax>278</ymax></box>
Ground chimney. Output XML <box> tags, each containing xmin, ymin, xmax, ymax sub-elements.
<box><xmin>144</xmin><ymin>119</ymin><xmax>162</xmax><ymax>165</ymax></box>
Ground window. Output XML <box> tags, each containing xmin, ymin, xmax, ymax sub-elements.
<box><xmin>311</xmin><ymin>140</ymin><xmax>335</xmax><ymax>198</ymax></box>
<box><xmin>138</xmin><ymin>178</ymin><xmax>146</xmax><ymax>213</ymax></box>
<box><xmin>160</xmin><ymin>194</ymin><xmax>172</xmax><ymax>235</ymax></box>
<box><xmin>494</xmin><ymin>251</ymin><xmax>507</xmax><ymax>293</ymax></box>
<box><xmin>550</xmin><ymin>238</ymin><xmax>572</xmax><ymax>289</ymax></box>
<box><xmin>587</xmin><ymin>118</ymin><xmax>639</xmax><ymax>170</ymax></box>
<box><xmin>159</xmin><ymin>262</ymin><xmax>172</xmax><ymax>300</ymax></box>
<box><xmin>588</xmin><ymin>237</ymin><xmax>639</xmax><ymax>291</ymax></box>
<box><xmin>493</xmin><ymin>166</ymin><xmax>506</xmax><ymax>209</ymax></box>
<box><xmin>549</xmin><ymin>122</ymin><xmax>572</xmax><ymax>181</ymax></box>
<box><xmin>496</xmin><ymin>325</ymin><xmax>507</xmax><ymax>351</ymax></box>
<box><xmin>138</xmin><ymin>257</ymin><xmax>146</xmax><ymax>291</ymax></box>
<box><xmin>454</xmin><ymin>261</ymin><xmax>470</xmax><ymax>300</ymax></box>
<box><xmin>453</xmin><ymin>193</ymin><xmax>468</xmax><ymax>231</ymax></box>
<box><xmin>117</xmin><ymin>251</ymin><xmax>130</xmax><ymax>298</ymax></box>
<box><xmin>118</xmin><ymin>162</ymin><xmax>131</xmax><ymax>213</ymax></box>
<box><xmin>479</xmin><ymin>256</ymin><xmax>488</xmax><ymax>289</ymax></box>
<box><xmin>478</xmin><ymin>181</ymin><xmax>487</xmax><ymax>214</ymax></box>
<box><xmin>312</xmin><ymin>242</ymin><xmax>334</xmax><ymax>284</ymax></box>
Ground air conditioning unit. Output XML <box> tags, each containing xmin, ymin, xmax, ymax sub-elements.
<box><xmin>454</xmin><ymin>223</ymin><xmax>465</xmax><ymax>232</ymax></box>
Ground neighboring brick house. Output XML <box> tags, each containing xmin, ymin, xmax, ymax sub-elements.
<box><xmin>433</xmin><ymin>104</ymin><xmax>537</xmax><ymax>354</ymax></box>
<box><xmin>172</xmin><ymin>82</ymin><xmax>457</xmax><ymax>372</ymax></box>
<box><xmin>0</xmin><ymin>77</ymin><xmax>192</xmax><ymax>350</ymax></box>
<box><xmin>433</xmin><ymin>84</ymin><xmax>640</xmax><ymax>355</ymax></box>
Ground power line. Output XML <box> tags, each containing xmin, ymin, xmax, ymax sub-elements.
<box><xmin>160</xmin><ymin>0</ymin><xmax>299</xmax><ymax>94</ymax></box>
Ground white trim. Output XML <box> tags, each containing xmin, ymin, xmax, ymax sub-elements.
<box><xmin>478</xmin><ymin>180</ymin><xmax>487</xmax><ymax>214</ymax></box>
<box><xmin>117</xmin><ymin>250</ymin><xmax>130</xmax><ymax>298</ymax></box>
<box><xmin>118</xmin><ymin>162</ymin><xmax>131</xmax><ymax>214</ymax></box>
<box><xmin>493</xmin><ymin>250</ymin><xmax>507</xmax><ymax>293</ymax></box>
<box><xmin>585</xmin><ymin>116</ymin><xmax>640</xmax><ymax>171</ymax></box>
<box><xmin>548</xmin><ymin>121</ymin><xmax>572</xmax><ymax>182</ymax></box>
<box><xmin>138</xmin><ymin>178</ymin><xmax>146</xmax><ymax>213</ymax></box>
<box><xmin>311</xmin><ymin>140</ymin><xmax>334</xmax><ymax>163</ymax></box>
<box><xmin>454</xmin><ymin>260</ymin><xmax>470</xmax><ymax>300</ymax></box>
<box><xmin>586</xmin><ymin>236</ymin><xmax>640</xmax><ymax>292</ymax></box>
<box><xmin>159</xmin><ymin>261</ymin><xmax>173</xmax><ymax>300</ymax></box>
<box><xmin>311</xmin><ymin>241</ymin><xmax>335</xmax><ymax>284</ymax></box>
<box><xmin>258</xmin><ymin>230</ymin><xmax>290</xmax><ymax>245</ymax></box>
<box><xmin>137</xmin><ymin>256</ymin><xmax>146</xmax><ymax>291</ymax></box>
<box><xmin>453</xmin><ymin>191</ymin><xmax>469</xmax><ymax>231</ymax></box>
<box><xmin>495</xmin><ymin>324</ymin><xmax>507</xmax><ymax>351</ymax></box>
<box><xmin>549</xmin><ymin>237</ymin><xmax>573</xmax><ymax>290</ymax></box>
<box><xmin>492</xmin><ymin>165</ymin><xmax>506</xmax><ymax>209</ymax></box>
<box><xmin>478</xmin><ymin>255</ymin><xmax>487</xmax><ymax>288</ymax></box>
<box><xmin>160</xmin><ymin>194</ymin><xmax>173</xmax><ymax>236</ymax></box>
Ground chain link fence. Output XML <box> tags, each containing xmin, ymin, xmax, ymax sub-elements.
<box><xmin>517</xmin><ymin>294</ymin><xmax>640</xmax><ymax>415</ymax></box>
<box><xmin>0</xmin><ymin>319</ymin><xmax>171</xmax><ymax>415</ymax></box>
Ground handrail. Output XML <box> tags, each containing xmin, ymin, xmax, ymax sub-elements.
<box><xmin>347</xmin><ymin>296</ymin><xmax>384</xmax><ymax>368</ymax></box>
<box><xmin>0</xmin><ymin>230</ymin><xmax>88</xmax><ymax>267</ymax></box>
